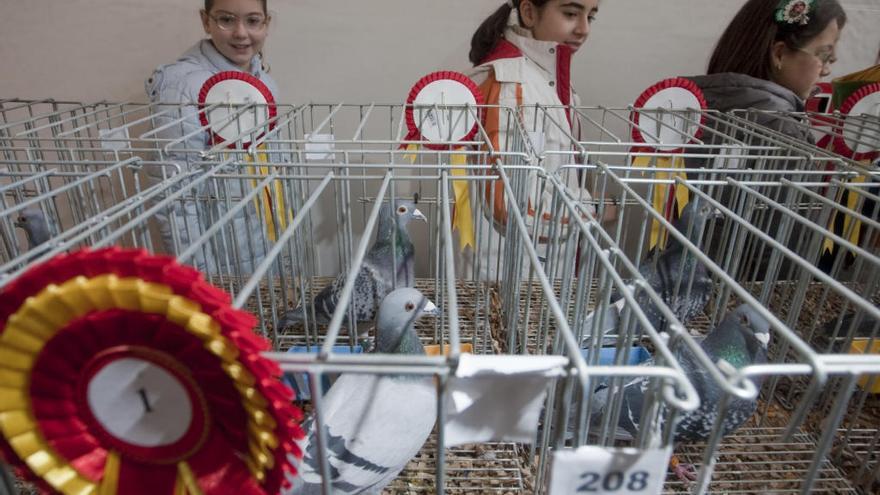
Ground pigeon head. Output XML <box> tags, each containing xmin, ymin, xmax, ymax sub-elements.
<box><xmin>390</xmin><ymin>199</ymin><xmax>427</xmax><ymax>227</ymax></box>
<box><xmin>675</xmin><ymin>196</ymin><xmax>719</xmax><ymax>246</ymax></box>
<box><xmin>703</xmin><ymin>304</ymin><xmax>771</xmax><ymax>370</ymax></box>
<box><xmin>735</xmin><ymin>304</ymin><xmax>771</xmax><ymax>359</ymax></box>
<box><xmin>375</xmin><ymin>287</ymin><xmax>438</xmax><ymax>354</ymax></box>
<box><xmin>14</xmin><ymin>208</ymin><xmax>52</xmax><ymax>248</ymax></box>
<box><xmin>375</xmin><ymin>199</ymin><xmax>426</xmax><ymax>245</ymax></box>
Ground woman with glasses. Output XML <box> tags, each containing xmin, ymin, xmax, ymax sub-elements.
<box><xmin>144</xmin><ymin>0</ymin><xmax>277</xmax><ymax>274</ymax></box>
<box><xmin>687</xmin><ymin>0</ymin><xmax>847</xmax><ymax>142</ymax></box>
<box><xmin>682</xmin><ymin>0</ymin><xmax>847</xmax><ymax>278</ymax></box>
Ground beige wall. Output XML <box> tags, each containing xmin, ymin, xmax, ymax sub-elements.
<box><xmin>2</xmin><ymin>0</ymin><xmax>878</xmax><ymax>106</ymax></box>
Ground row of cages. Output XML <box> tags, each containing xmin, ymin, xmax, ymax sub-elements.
<box><xmin>0</xmin><ymin>98</ymin><xmax>878</xmax><ymax>494</ymax></box>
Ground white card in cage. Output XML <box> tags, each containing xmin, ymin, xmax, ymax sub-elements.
<box><xmin>304</xmin><ymin>133</ymin><xmax>335</xmax><ymax>161</ymax></box>
<box><xmin>549</xmin><ymin>445</ymin><xmax>672</xmax><ymax>495</ymax></box>
<box><xmin>100</xmin><ymin>126</ymin><xmax>131</xmax><ymax>152</ymax></box>
<box><xmin>442</xmin><ymin>354</ymin><xmax>567</xmax><ymax>447</ymax></box>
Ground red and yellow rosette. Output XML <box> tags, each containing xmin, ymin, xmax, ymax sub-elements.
<box><xmin>630</xmin><ymin>77</ymin><xmax>708</xmax><ymax>248</ymax></box>
<box><xmin>403</xmin><ymin>71</ymin><xmax>484</xmax><ymax>251</ymax></box>
<box><xmin>0</xmin><ymin>248</ymin><xmax>304</xmax><ymax>495</ymax></box>
<box><xmin>822</xmin><ymin>83</ymin><xmax>880</xmax><ymax>253</ymax></box>
<box><xmin>199</xmin><ymin>71</ymin><xmax>288</xmax><ymax>243</ymax></box>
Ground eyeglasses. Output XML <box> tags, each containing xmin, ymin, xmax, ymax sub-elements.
<box><xmin>208</xmin><ymin>12</ymin><xmax>268</xmax><ymax>32</ymax></box>
<box><xmin>797</xmin><ymin>47</ymin><xmax>836</xmax><ymax>67</ymax></box>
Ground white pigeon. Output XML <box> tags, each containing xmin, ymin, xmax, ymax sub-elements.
<box><xmin>286</xmin><ymin>287</ymin><xmax>439</xmax><ymax>495</ymax></box>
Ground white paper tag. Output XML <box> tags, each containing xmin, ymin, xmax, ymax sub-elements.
<box><xmin>100</xmin><ymin>126</ymin><xmax>131</xmax><ymax>152</ymax></box>
<box><xmin>549</xmin><ymin>445</ymin><xmax>672</xmax><ymax>495</ymax></box>
<box><xmin>443</xmin><ymin>354</ymin><xmax>567</xmax><ymax>447</ymax></box>
<box><xmin>711</xmin><ymin>145</ymin><xmax>744</xmax><ymax>170</ymax></box>
<box><xmin>304</xmin><ymin>133</ymin><xmax>335</xmax><ymax>161</ymax></box>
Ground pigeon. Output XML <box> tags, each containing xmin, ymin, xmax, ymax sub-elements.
<box><xmin>281</xmin><ymin>200</ymin><xmax>426</xmax><ymax>335</ymax></box>
<box><xmin>286</xmin><ymin>287</ymin><xmax>440</xmax><ymax>495</ymax></box>
<box><xmin>588</xmin><ymin>304</ymin><xmax>770</xmax><ymax>482</ymax></box>
<box><xmin>14</xmin><ymin>208</ymin><xmax>52</xmax><ymax>248</ymax></box>
<box><xmin>14</xmin><ymin>208</ymin><xmax>54</xmax><ymax>262</ymax></box>
<box><xmin>580</xmin><ymin>197</ymin><xmax>717</xmax><ymax>346</ymax></box>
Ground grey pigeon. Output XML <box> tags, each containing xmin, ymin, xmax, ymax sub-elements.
<box><xmin>589</xmin><ymin>304</ymin><xmax>770</xmax><ymax>481</ymax></box>
<box><xmin>14</xmin><ymin>208</ymin><xmax>54</xmax><ymax>262</ymax></box>
<box><xmin>580</xmin><ymin>197</ymin><xmax>717</xmax><ymax>346</ymax></box>
<box><xmin>281</xmin><ymin>200</ymin><xmax>426</xmax><ymax>335</ymax></box>
<box><xmin>286</xmin><ymin>287</ymin><xmax>439</xmax><ymax>495</ymax></box>
<box><xmin>14</xmin><ymin>208</ymin><xmax>52</xmax><ymax>249</ymax></box>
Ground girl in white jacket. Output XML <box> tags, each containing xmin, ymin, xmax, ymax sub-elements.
<box><xmin>463</xmin><ymin>0</ymin><xmax>615</xmax><ymax>280</ymax></box>
<box><xmin>145</xmin><ymin>0</ymin><xmax>278</xmax><ymax>274</ymax></box>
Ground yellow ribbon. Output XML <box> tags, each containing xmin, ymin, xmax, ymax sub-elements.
<box><xmin>98</xmin><ymin>451</ymin><xmax>120</xmax><ymax>495</ymax></box>
<box><xmin>403</xmin><ymin>144</ymin><xmax>475</xmax><ymax>252</ymax></box>
<box><xmin>173</xmin><ymin>462</ymin><xmax>203</xmax><ymax>495</ymax></box>
<box><xmin>632</xmin><ymin>154</ymin><xmax>689</xmax><ymax>248</ymax></box>
<box><xmin>450</xmin><ymin>154</ymin><xmax>475</xmax><ymax>251</ymax></box>
<box><xmin>823</xmin><ymin>172</ymin><xmax>868</xmax><ymax>254</ymax></box>
<box><xmin>402</xmin><ymin>143</ymin><xmax>420</xmax><ymax>164</ymax></box>
<box><xmin>243</xmin><ymin>147</ymin><xmax>289</xmax><ymax>243</ymax></box>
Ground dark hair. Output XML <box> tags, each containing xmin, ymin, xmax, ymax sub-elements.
<box><xmin>469</xmin><ymin>0</ymin><xmax>552</xmax><ymax>66</ymax></box>
<box><xmin>708</xmin><ymin>0</ymin><xmax>846</xmax><ymax>79</ymax></box>
<box><xmin>204</xmin><ymin>0</ymin><xmax>268</xmax><ymax>15</ymax></box>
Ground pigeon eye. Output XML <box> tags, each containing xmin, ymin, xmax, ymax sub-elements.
<box><xmin>397</xmin><ymin>206</ymin><xmax>407</xmax><ymax>214</ymax></box>
<box><xmin>405</xmin><ymin>302</ymin><xmax>415</xmax><ymax>311</ymax></box>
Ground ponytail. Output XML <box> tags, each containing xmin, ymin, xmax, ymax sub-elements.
<box><xmin>469</xmin><ymin>3</ymin><xmax>515</xmax><ymax>66</ymax></box>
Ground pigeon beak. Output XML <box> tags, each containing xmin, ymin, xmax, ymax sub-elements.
<box><xmin>755</xmin><ymin>331</ymin><xmax>770</xmax><ymax>348</ymax></box>
<box><xmin>420</xmin><ymin>299</ymin><xmax>440</xmax><ymax>317</ymax></box>
<box><xmin>412</xmin><ymin>208</ymin><xmax>427</xmax><ymax>223</ymax></box>
<box><xmin>711</xmin><ymin>207</ymin><xmax>724</xmax><ymax>219</ymax></box>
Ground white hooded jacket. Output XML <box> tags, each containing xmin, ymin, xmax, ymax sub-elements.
<box><xmin>468</xmin><ymin>9</ymin><xmax>595</xmax><ymax>239</ymax></box>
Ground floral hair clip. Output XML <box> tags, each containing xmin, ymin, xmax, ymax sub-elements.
<box><xmin>775</xmin><ymin>0</ymin><xmax>814</xmax><ymax>26</ymax></box>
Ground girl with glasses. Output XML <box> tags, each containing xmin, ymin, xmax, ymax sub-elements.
<box><xmin>144</xmin><ymin>0</ymin><xmax>278</xmax><ymax>273</ymax></box>
<box><xmin>684</xmin><ymin>0</ymin><xmax>848</xmax><ymax>279</ymax></box>
<box><xmin>688</xmin><ymin>0</ymin><xmax>847</xmax><ymax>142</ymax></box>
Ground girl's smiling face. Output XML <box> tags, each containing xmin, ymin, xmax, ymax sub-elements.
<box><xmin>200</xmin><ymin>0</ymin><xmax>270</xmax><ymax>71</ymax></box>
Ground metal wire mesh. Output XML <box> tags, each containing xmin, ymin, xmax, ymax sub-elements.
<box><xmin>2</xmin><ymin>98</ymin><xmax>879</xmax><ymax>495</ymax></box>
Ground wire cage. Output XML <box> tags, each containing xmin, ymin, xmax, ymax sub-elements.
<box><xmin>0</xmin><ymin>99</ymin><xmax>706</xmax><ymax>495</ymax></box>
<box><xmin>0</xmin><ymin>157</ymin><xmax>163</xmax><ymax>279</ymax></box>
<box><xmin>504</xmin><ymin>103</ymin><xmax>880</xmax><ymax>493</ymax></box>
<box><xmin>2</xmin><ymin>95</ymin><xmax>879</xmax><ymax>495</ymax></box>
<box><xmin>608</xmin><ymin>167</ymin><xmax>880</xmax><ymax>494</ymax></box>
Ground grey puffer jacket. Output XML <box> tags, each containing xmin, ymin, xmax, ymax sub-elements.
<box><xmin>685</xmin><ymin>73</ymin><xmax>812</xmax><ymax>278</ymax></box>
<box><xmin>145</xmin><ymin>40</ymin><xmax>280</xmax><ymax>275</ymax></box>
<box><xmin>687</xmin><ymin>72</ymin><xmax>812</xmax><ymax>144</ymax></box>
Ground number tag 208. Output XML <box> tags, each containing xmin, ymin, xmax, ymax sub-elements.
<box><xmin>549</xmin><ymin>445</ymin><xmax>672</xmax><ymax>495</ymax></box>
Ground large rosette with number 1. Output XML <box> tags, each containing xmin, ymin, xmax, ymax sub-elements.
<box><xmin>0</xmin><ymin>248</ymin><xmax>303</xmax><ymax>494</ymax></box>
